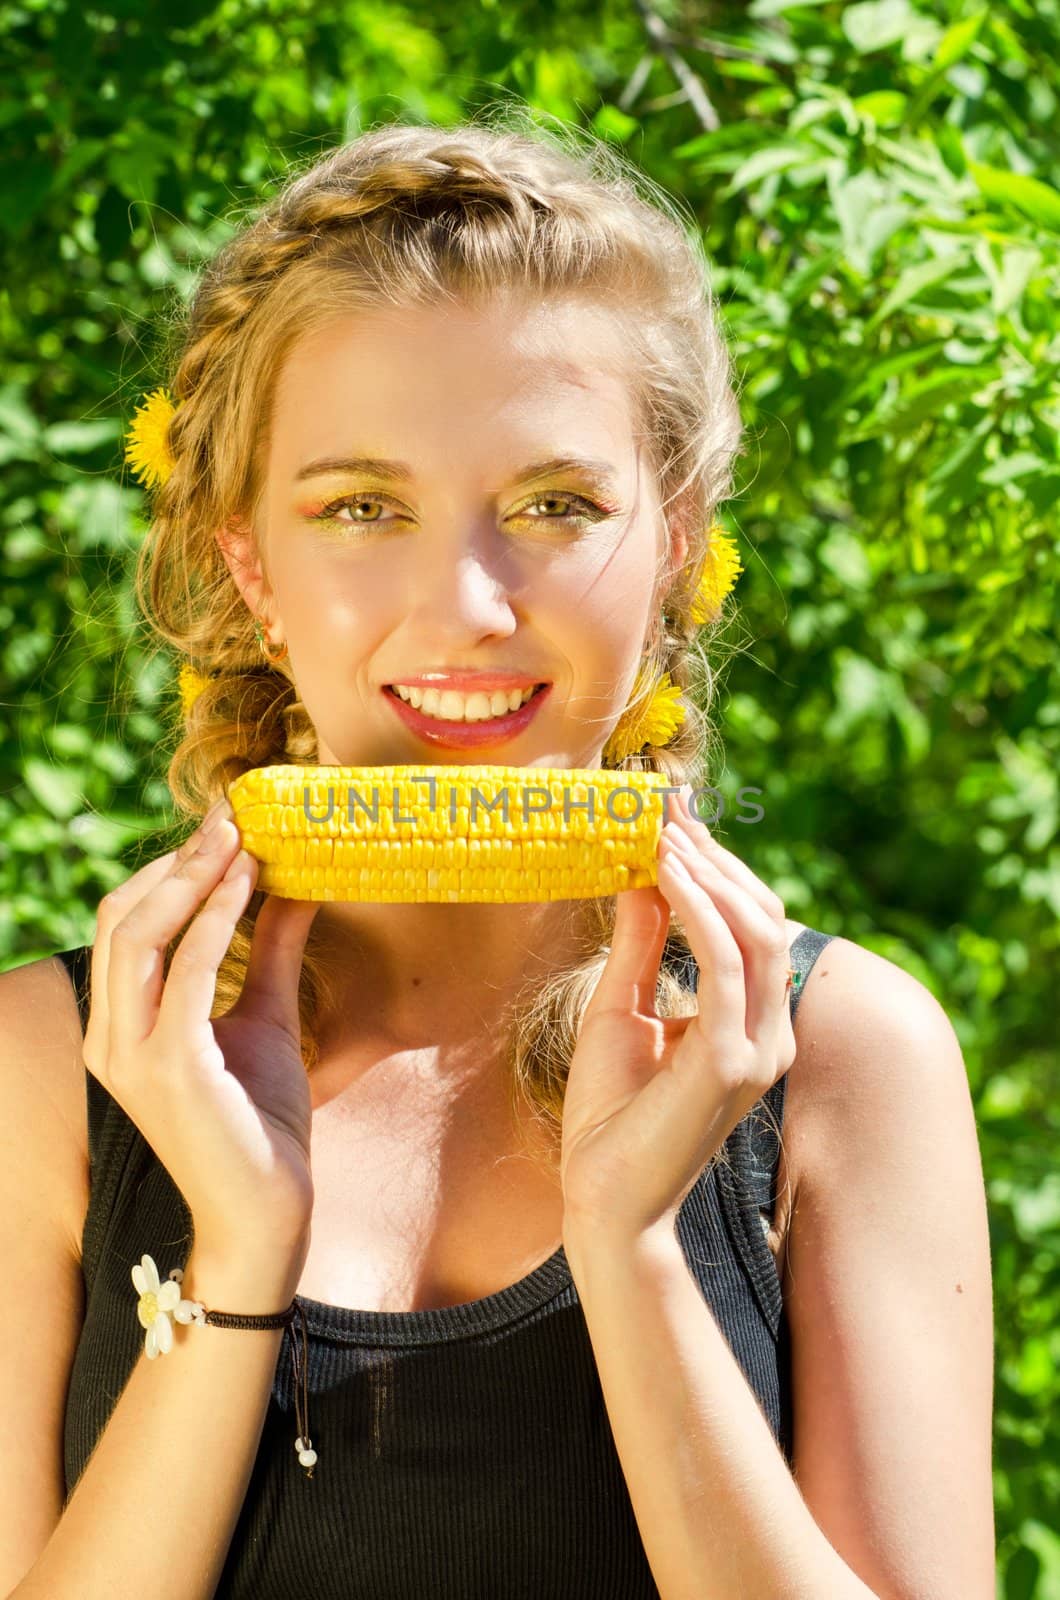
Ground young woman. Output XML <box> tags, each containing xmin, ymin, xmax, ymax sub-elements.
<box><xmin>1</xmin><ymin>115</ymin><xmax>994</xmax><ymax>1599</ymax></box>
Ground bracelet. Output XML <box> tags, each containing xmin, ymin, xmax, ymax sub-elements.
<box><xmin>132</xmin><ymin>1252</ymin><xmax>317</xmax><ymax>1478</ymax></box>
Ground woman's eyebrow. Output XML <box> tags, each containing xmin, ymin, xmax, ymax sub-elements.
<box><xmin>292</xmin><ymin>454</ymin><xmax>621</xmax><ymax>490</ymax></box>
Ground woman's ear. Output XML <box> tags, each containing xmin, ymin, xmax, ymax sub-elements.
<box><xmin>662</xmin><ymin>521</ymin><xmax>690</xmax><ymax>612</ymax></box>
<box><xmin>215</xmin><ymin>515</ymin><xmax>275</xmax><ymax>623</ymax></box>
<box><xmin>664</xmin><ymin>500</ymin><xmax>692</xmax><ymax>580</ymax></box>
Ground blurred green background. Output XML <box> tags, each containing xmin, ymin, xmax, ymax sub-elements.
<box><xmin>1</xmin><ymin>0</ymin><xmax>1057</xmax><ymax>1590</ymax></box>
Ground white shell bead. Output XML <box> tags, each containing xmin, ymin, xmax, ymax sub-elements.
<box><xmin>298</xmin><ymin>1448</ymin><xmax>318</xmax><ymax>1467</ymax></box>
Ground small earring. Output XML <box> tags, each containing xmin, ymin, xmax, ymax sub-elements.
<box><xmin>253</xmin><ymin>618</ymin><xmax>289</xmax><ymax>665</ymax></box>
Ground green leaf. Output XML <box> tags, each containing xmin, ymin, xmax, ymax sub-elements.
<box><xmin>972</xmin><ymin>239</ymin><xmax>1041</xmax><ymax>317</ymax></box>
<box><xmin>48</xmin><ymin>725</ymin><xmax>94</xmax><ymax>760</ymax></box>
<box><xmin>106</xmin><ymin>132</ymin><xmax>172</xmax><ymax>207</ymax></box>
<box><xmin>819</xmin><ymin>527</ymin><xmax>872</xmax><ymax>588</ymax></box>
<box><xmin>934</xmin><ymin>9</ymin><xmax>987</xmax><ymax>70</ymax></box>
<box><xmin>848</xmin><ymin>367</ymin><xmax>996</xmax><ymax>439</ymax></box>
<box><xmin>0</xmin><ymin>385</ymin><xmax>42</xmax><ymax>459</ymax></box>
<box><xmin>936</xmin><ymin>123</ymin><xmax>968</xmax><ymax>180</ymax></box>
<box><xmin>979</xmin><ymin>453</ymin><xmax>1051</xmax><ymax>486</ymax></box>
<box><xmin>722</xmin><ymin>144</ymin><xmax>819</xmax><ymax>194</ymax></box>
<box><xmin>842</xmin><ymin>0</ymin><xmax>918</xmax><ymax>53</ymax></box>
<box><xmin>829</xmin><ymin>168</ymin><xmax>911</xmax><ymax>273</ymax></box>
<box><xmin>22</xmin><ymin>759</ymin><xmax>85</xmax><ymax>821</ymax></box>
<box><xmin>969</xmin><ymin>164</ymin><xmax>1060</xmax><ymax>233</ymax></box>
<box><xmin>42</xmin><ymin>419</ymin><xmax>122</xmax><ymax>455</ymax></box>
<box><xmin>851</xmin><ymin>90</ymin><xmax>907</xmax><ymax>126</ymax></box>
<box><xmin>591</xmin><ymin>105</ymin><xmax>639</xmax><ymax>144</ymax></box>
<box><xmin>51</xmin><ymin>138</ymin><xmax>108</xmax><ymax>194</ymax></box>
<box><xmin>866</xmin><ymin>251</ymin><xmax>970</xmax><ymax>328</ymax></box>
<box><xmin>57</xmin><ymin>479</ymin><xmax>138</xmax><ymax>551</ymax></box>
<box><xmin>68</xmin><ymin>812</ymin><xmax>150</xmax><ymax>855</ymax></box>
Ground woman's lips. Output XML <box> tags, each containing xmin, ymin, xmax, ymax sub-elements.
<box><xmin>382</xmin><ymin>683</ymin><xmax>552</xmax><ymax>748</ymax></box>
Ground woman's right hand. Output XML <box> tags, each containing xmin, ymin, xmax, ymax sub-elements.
<box><xmin>82</xmin><ymin>798</ymin><xmax>322</xmax><ymax>1260</ymax></box>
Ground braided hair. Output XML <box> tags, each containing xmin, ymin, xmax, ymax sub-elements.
<box><xmin>131</xmin><ymin>107</ymin><xmax>745</xmax><ymax>1175</ymax></box>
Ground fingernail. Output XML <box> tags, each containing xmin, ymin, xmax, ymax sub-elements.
<box><xmin>201</xmin><ymin>798</ymin><xmax>228</xmax><ymax>835</ymax></box>
<box><xmin>669</xmin><ymin>824</ymin><xmax>697</xmax><ymax>854</ymax></box>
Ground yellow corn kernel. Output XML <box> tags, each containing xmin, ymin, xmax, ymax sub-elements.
<box><xmin>226</xmin><ymin>763</ymin><xmax>675</xmax><ymax>903</ymax></box>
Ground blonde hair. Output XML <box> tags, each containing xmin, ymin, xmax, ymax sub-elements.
<box><xmin>131</xmin><ymin>105</ymin><xmax>748</xmax><ymax>1181</ymax></box>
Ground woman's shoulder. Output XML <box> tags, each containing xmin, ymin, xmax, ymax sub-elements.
<box><xmin>0</xmin><ymin>952</ymin><xmax>91</xmax><ymax>1266</ymax></box>
<box><xmin>781</xmin><ymin>930</ymin><xmax>970</xmax><ymax>1205</ymax></box>
<box><xmin>791</xmin><ymin>929</ymin><xmax>951</xmax><ymax>1035</ymax></box>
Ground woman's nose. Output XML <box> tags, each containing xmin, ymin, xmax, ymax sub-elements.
<box><xmin>409</xmin><ymin>539</ymin><xmax>520</xmax><ymax>638</ymax></box>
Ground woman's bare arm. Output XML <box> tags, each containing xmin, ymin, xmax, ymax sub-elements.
<box><xmin>0</xmin><ymin>953</ymin><xmax>311</xmax><ymax>1600</ymax></box>
<box><xmin>11</xmin><ymin>1242</ymin><xmax>308</xmax><ymax>1600</ymax></box>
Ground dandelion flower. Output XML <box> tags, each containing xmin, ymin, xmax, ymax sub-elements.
<box><xmin>124</xmin><ymin>387</ymin><xmax>178</xmax><ymax>490</ymax></box>
<box><xmin>602</xmin><ymin>664</ymin><xmax>686</xmax><ymax>764</ymax></box>
<box><xmin>690</xmin><ymin>524</ymin><xmax>743</xmax><ymax>625</ymax></box>
<box><xmin>178</xmin><ymin>660</ymin><xmax>211</xmax><ymax>719</ymax></box>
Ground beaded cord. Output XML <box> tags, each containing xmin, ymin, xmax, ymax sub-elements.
<box><xmin>168</xmin><ymin>1270</ymin><xmax>316</xmax><ymax>1478</ymax></box>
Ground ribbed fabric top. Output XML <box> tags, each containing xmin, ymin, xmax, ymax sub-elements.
<box><xmin>54</xmin><ymin>925</ymin><xmax>834</xmax><ymax>1599</ymax></box>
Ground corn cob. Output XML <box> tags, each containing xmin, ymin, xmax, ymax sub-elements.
<box><xmin>226</xmin><ymin>763</ymin><xmax>674</xmax><ymax>903</ymax></box>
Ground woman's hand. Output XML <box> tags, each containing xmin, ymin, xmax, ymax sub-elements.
<box><xmin>82</xmin><ymin>799</ymin><xmax>323</xmax><ymax>1262</ymax></box>
<box><xmin>559</xmin><ymin>786</ymin><xmax>796</xmax><ymax>1244</ymax></box>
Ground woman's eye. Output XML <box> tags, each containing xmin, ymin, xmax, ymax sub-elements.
<box><xmin>513</xmin><ymin>493</ymin><xmax>603</xmax><ymax>525</ymax></box>
<box><xmin>309</xmin><ymin>490</ymin><xmax>611</xmax><ymax>535</ymax></box>
<box><xmin>311</xmin><ymin>494</ymin><xmax>404</xmax><ymax>529</ymax></box>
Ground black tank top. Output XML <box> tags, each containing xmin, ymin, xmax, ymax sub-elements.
<box><xmin>53</xmin><ymin>925</ymin><xmax>834</xmax><ymax>1599</ymax></box>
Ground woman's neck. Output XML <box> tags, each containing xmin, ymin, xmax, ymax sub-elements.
<box><xmin>306</xmin><ymin>896</ymin><xmax>596</xmax><ymax>1061</ymax></box>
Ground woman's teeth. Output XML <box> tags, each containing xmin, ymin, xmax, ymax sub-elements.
<box><xmin>390</xmin><ymin>683</ymin><xmax>541</xmax><ymax>722</ymax></box>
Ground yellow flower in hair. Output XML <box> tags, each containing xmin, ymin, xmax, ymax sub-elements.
<box><xmin>124</xmin><ymin>387</ymin><xmax>179</xmax><ymax>489</ymax></box>
<box><xmin>602</xmin><ymin>663</ymin><xmax>686</xmax><ymax>765</ymax></box>
<box><xmin>690</xmin><ymin>522</ymin><xmax>743</xmax><ymax>626</ymax></box>
<box><xmin>178</xmin><ymin>661</ymin><xmax>212</xmax><ymax>718</ymax></box>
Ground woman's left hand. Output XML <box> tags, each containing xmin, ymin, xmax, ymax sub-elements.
<box><xmin>559</xmin><ymin>785</ymin><xmax>797</xmax><ymax>1244</ymax></box>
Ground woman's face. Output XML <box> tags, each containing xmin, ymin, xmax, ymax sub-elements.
<box><xmin>223</xmin><ymin>293</ymin><xmax>682</xmax><ymax>770</ymax></box>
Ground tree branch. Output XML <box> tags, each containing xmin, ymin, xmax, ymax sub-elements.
<box><xmin>631</xmin><ymin>0</ymin><xmax>722</xmax><ymax>132</ymax></box>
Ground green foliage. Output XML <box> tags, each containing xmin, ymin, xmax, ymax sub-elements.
<box><xmin>1</xmin><ymin>0</ymin><xmax>1057</xmax><ymax>1584</ymax></box>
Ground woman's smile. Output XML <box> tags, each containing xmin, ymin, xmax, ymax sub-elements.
<box><xmin>382</xmin><ymin>681</ymin><xmax>553</xmax><ymax>748</ymax></box>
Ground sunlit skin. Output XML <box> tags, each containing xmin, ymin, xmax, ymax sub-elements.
<box><xmin>217</xmin><ymin>293</ymin><xmax>687</xmax><ymax>1099</ymax></box>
